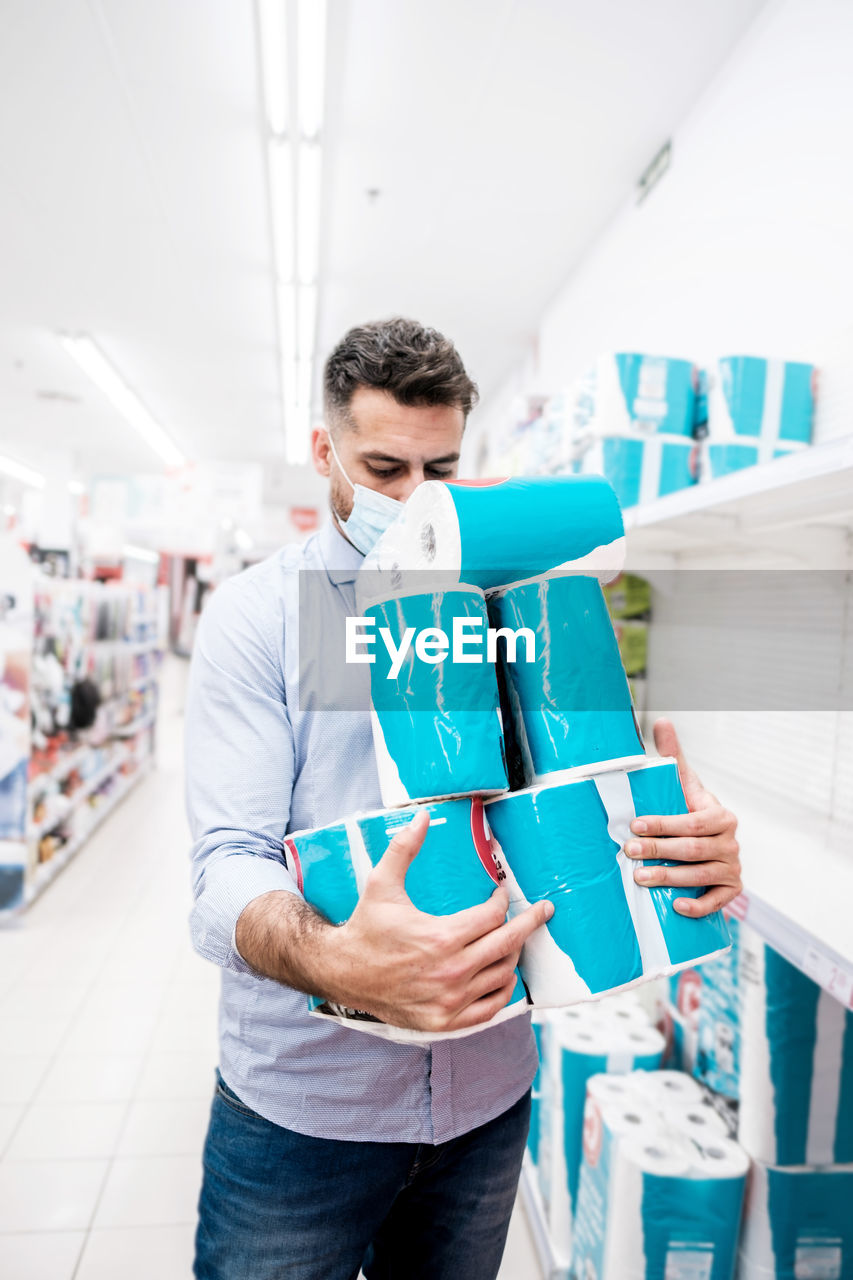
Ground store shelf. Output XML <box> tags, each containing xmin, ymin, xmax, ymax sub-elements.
<box><xmin>702</xmin><ymin>764</ymin><xmax>853</xmax><ymax>1008</ymax></box>
<box><xmin>29</xmin><ymin>743</ymin><xmax>91</xmax><ymax>794</ymax></box>
<box><xmin>27</xmin><ymin>751</ymin><xmax>130</xmax><ymax>841</ymax></box>
<box><xmin>113</xmin><ymin>710</ymin><xmax>156</xmax><ymax>738</ymax></box>
<box><xmin>623</xmin><ymin>434</ymin><xmax>853</xmax><ymax>565</ymax></box>
<box><xmin>519</xmin><ymin>1160</ymin><xmax>567</xmax><ymax>1280</ymax></box>
<box><xmin>25</xmin><ymin>757</ymin><xmax>153</xmax><ymax>906</ymax></box>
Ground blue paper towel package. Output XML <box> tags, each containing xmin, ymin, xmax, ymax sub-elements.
<box><xmin>694</xmin><ymin>914</ymin><xmax>740</xmax><ymax>1101</ymax></box>
<box><xmin>485</xmin><ymin>758</ymin><xmax>731</xmax><ymax>1007</ymax></box>
<box><xmin>283</xmin><ymin>798</ymin><xmax>529</xmax><ymax>1042</ymax></box>
<box><xmin>364</xmin><ymin>585</ymin><xmax>508</xmax><ymax>806</ymax></box>
<box><xmin>572</xmin><ymin>1072</ymin><xmax>749</xmax><ymax>1280</ymax></box>
<box><xmin>487</xmin><ymin>573</ymin><xmax>644</xmax><ymax>779</ymax></box>
<box><xmin>738</xmin><ymin>1161</ymin><xmax>853</xmax><ymax>1279</ymax></box>
<box><xmin>361</xmin><ymin>475</ymin><xmax>626</xmax><ymax>593</ymax></box>
<box><xmin>738</xmin><ymin>923</ymin><xmax>853</xmax><ymax>1166</ymax></box>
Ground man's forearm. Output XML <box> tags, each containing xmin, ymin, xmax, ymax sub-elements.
<box><xmin>235</xmin><ymin>890</ymin><xmax>344</xmax><ymax>996</ymax></box>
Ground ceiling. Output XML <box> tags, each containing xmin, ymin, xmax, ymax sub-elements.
<box><xmin>0</xmin><ymin>0</ymin><xmax>768</xmax><ymax>483</ymax></box>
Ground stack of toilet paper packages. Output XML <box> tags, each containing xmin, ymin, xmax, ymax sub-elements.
<box><xmin>528</xmin><ymin>1012</ymin><xmax>547</xmax><ymax>1166</ymax></box>
<box><xmin>704</xmin><ymin>356</ymin><xmax>815</xmax><ymax>481</ymax></box>
<box><xmin>294</xmin><ymin>475</ymin><xmax>729</xmax><ymax>1039</ymax></box>
<box><xmin>735</xmin><ymin>924</ymin><xmax>853</xmax><ymax>1279</ymax></box>
<box><xmin>572</xmin><ymin>1070</ymin><xmax>749</xmax><ymax>1280</ymax></box>
<box><xmin>693</xmin><ymin>913</ymin><xmax>741</xmax><ymax>1101</ymax></box>
<box><xmin>531</xmin><ymin>997</ymin><xmax>665</xmax><ymax>1268</ymax></box>
<box><xmin>573</xmin><ymin>353</ymin><xmax>700</xmax><ymax>508</ymax></box>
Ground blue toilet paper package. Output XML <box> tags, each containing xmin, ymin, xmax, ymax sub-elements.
<box><xmin>706</xmin><ymin>440</ymin><xmax>801</xmax><ymax>480</ymax></box>
<box><xmin>738</xmin><ymin>1162</ymin><xmax>853</xmax><ymax>1280</ymax></box>
<box><xmin>705</xmin><ymin>357</ymin><xmax>815</xmax><ymax>484</ymax></box>
<box><xmin>694</xmin><ymin>914</ymin><xmax>740</xmax><ymax>1100</ymax></box>
<box><xmin>488</xmin><ymin>573</ymin><xmax>643</xmax><ymax>780</ymax></box>
<box><xmin>582</xmin><ymin>434</ymin><xmax>697</xmax><ymax>508</ymax></box>
<box><xmin>738</xmin><ymin>923</ymin><xmax>853</xmax><ymax>1165</ymax></box>
<box><xmin>485</xmin><ymin>758</ymin><xmax>730</xmax><ymax>1007</ymax></box>
<box><xmin>283</xmin><ymin>798</ymin><xmax>529</xmax><ymax>1042</ymax></box>
<box><xmin>365</xmin><ymin>585</ymin><xmax>508</xmax><ymax>806</ymax></box>
<box><xmin>588</xmin><ymin>353</ymin><xmax>698</xmax><ymax>437</ymax></box>
<box><xmin>361</xmin><ymin>474</ymin><xmax>626</xmax><ymax>593</ymax></box>
<box><xmin>571</xmin><ymin>1079</ymin><xmax>748</xmax><ymax>1280</ymax></box>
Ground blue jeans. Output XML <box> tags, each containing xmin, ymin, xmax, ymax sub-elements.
<box><xmin>195</xmin><ymin>1070</ymin><xmax>531</xmax><ymax>1279</ymax></box>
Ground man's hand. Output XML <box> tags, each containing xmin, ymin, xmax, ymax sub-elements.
<box><xmin>327</xmin><ymin>810</ymin><xmax>552</xmax><ymax>1032</ymax></box>
<box><xmin>235</xmin><ymin>809</ymin><xmax>552</xmax><ymax>1034</ymax></box>
<box><xmin>623</xmin><ymin>719</ymin><xmax>741</xmax><ymax>918</ymax></box>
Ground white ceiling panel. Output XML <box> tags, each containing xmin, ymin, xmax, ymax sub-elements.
<box><xmin>0</xmin><ymin>0</ymin><xmax>768</xmax><ymax>484</ymax></box>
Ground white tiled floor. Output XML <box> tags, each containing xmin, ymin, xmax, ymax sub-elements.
<box><xmin>0</xmin><ymin>656</ymin><xmax>540</xmax><ymax>1279</ymax></box>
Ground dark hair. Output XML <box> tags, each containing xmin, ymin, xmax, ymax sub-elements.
<box><xmin>323</xmin><ymin>317</ymin><xmax>479</xmax><ymax>426</ymax></box>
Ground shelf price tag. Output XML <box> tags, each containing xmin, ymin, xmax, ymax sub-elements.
<box><xmin>802</xmin><ymin>946</ymin><xmax>853</xmax><ymax>1009</ymax></box>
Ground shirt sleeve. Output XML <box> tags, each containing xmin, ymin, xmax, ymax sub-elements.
<box><xmin>184</xmin><ymin>572</ymin><xmax>301</xmax><ymax>976</ymax></box>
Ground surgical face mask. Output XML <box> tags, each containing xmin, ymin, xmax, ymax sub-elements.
<box><xmin>327</xmin><ymin>432</ymin><xmax>404</xmax><ymax>555</ymax></box>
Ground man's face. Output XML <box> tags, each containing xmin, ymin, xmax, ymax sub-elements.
<box><xmin>311</xmin><ymin>386</ymin><xmax>465</xmax><ymax>526</ymax></box>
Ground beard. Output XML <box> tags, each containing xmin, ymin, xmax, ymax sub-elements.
<box><xmin>328</xmin><ymin>468</ymin><xmax>354</xmax><ymax>525</ymax></box>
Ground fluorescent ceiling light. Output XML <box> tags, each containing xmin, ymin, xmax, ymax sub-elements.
<box><xmin>297</xmin><ymin>284</ymin><xmax>317</xmax><ymax>361</ymax></box>
<box><xmin>297</xmin><ymin>0</ymin><xmax>327</xmax><ymax>139</ymax></box>
<box><xmin>68</xmin><ymin>480</ymin><xmax>85</xmax><ymax>496</ymax></box>
<box><xmin>258</xmin><ymin>0</ymin><xmax>289</xmax><ymax>135</ymax></box>
<box><xmin>123</xmin><ymin>543</ymin><xmax>160</xmax><ymax>564</ymax></box>
<box><xmin>297</xmin><ymin>142</ymin><xmax>322</xmax><ymax>285</ymax></box>
<box><xmin>234</xmin><ymin>528</ymin><xmax>254</xmax><ymax>552</ymax></box>
<box><xmin>268</xmin><ymin>138</ymin><xmax>294</xmax><ymax>282</ymax></box>
<box><xmin>0</xmin><ymin>453</ymin><xmax>46</xmax><ymax>489</ymax></box>
<box><xmin>58</xmin><ymin>334</ymin><xmax>186</xmax><ymax>470</ymax></box>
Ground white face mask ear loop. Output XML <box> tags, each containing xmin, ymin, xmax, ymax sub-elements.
<box><xmin>326</xmin><ymin>428</ymin><xmax>355</xmax><ymax>494</ymax></box>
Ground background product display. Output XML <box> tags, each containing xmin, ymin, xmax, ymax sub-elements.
<box><xmin>571</xmin><ymin>1072</ymin><xmax>749</xmax><ymax>1280</ymax></box>
<box><xmin>737</xmin><ymin>1161</ymin><xmax>853</xmax><ymax>1280</ymax></box>
<box><xmin>738</xmin><ymin>923</ymin><xmax>853</xmax><ymax>1166</ymax></box>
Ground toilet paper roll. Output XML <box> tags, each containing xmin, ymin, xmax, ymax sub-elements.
<box><xmin>583</xmin><ymin>433</ymin><xmax>697</xmax><ymax>508</ymax></box>
<box><xmin>633</xmin><ymin>1068</ymin><xmax>704</xmax><ymax>1108</ymax></box>
<box><xmin>487</xmin><ymin>573</ymin><xmax>644</xmax><ymax>777</ymax></box>
<box><xmin>287</xmin><ymin>799</ymin><xmax>529</xmax><ymax>1043</ymax></box>
<box><xmin>361</xmin><ymin>475</ymin><xmax>626</xmax><ymax>594</ymax></box>
<box><xmin>664</xmin><ymin>1102</ymin><xmax>730</xmax><ymax>1144</ymax></box>
<box><xmin>573</xmin><ymin>1095</ymin><xmax>747</xmax><ymax>1280</ymax></box>
<box><xmin>738</xmin><ymin>1161</ymin><xmax>853</xmax><ymax>1280</ymax></box>
<box><xmin>738</xmin><ymin>925</ymin><xmax>853</xmax><ymax>1166</ymax></box>
<box><xmin>364</xmin><ymin>585</ymin><xmax>508</xmax><ymax>806</ymax></box>
<box><xmin>485</xmin><ymin>759</ymin><xmax>730</xmax><ymax>1007</ymax></box>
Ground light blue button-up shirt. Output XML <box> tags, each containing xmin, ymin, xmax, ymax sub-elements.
<box><xmin>185</xmin><ymin>518</ymin><xmax>537</xmax><ymax>1143</ymax></box>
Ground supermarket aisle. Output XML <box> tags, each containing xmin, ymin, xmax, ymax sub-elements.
<box><xmin>0</xmin><ymin>656</ymin><xmax>539</xmax><ymax>1279</ymax></box>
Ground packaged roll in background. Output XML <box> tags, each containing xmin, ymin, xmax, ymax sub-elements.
<box><xmin>362</xmin><ymin>584</ymin><xmax>508</xmax><ymax>806</ymax></box>
<box><xmin>572</xmin><ymin>1078</ymin><xmax>749</xmax><ymax>1280</ymax></box>
<box><xmin>738</xmin><ymin>1161</ymin><xmax>853</xmax><ymax>1280</ymax></box>
<box><xmin>485</xmin><ymin>757</ymin><xmax>730</xmax><ymax>1008</ymax></box>
<box><xmin>656</xmin><ymin>966</ymin><xmax>703</xmax><ymax>1073</ymax></box>
<box><xmin>694</xmin><ymin>913</ymin><xmax>741</xmax><ymax>1101</ymax></box>
<box><xmin>704</xmin><ymin>356</ymin><xmax>815</xmax><ymax>480</ymax></box>
<box><xmin>284</xmin><ymin>799</ymin><xmax>529</xmax><ymax>1044</ymax></box>
<box><xmin>738</xmin><ymin>924</ymin><xmax>853</xmax><ymax>1166</ymax></box>
<box><xmin>361</xmin><ymin>474</ymin><xmax>626</xmax><ymax>594</ymax></box>
<box><xmin>539</xmin><ymin>1004</ymin><xmax>665</xmax><ymax>1265</ymax></box>
<box><xmin>487</xmin><ymin>573</ymin><xmax>644</xmax><ymax>780</ymax></box>
<box><xmin>581</xmin><ymin>432</ymin><xmax>698</xmax><ymax>508</ymax></box>
<box><xmin>587</xmin><ymin>352</ymin><xmax>699</xmax><ymax>438</ymax></box>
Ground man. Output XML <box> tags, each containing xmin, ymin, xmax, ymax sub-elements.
<box><xmin>185</xmin><ymin>317</ymin><xmax>741</xmax><ymax>1279</ymax></box>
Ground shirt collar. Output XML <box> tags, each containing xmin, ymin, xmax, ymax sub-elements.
<box><xmin>316</xmin><ymin>516</ymin><xmax>364</xmax><ymax>584</ymax></box>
